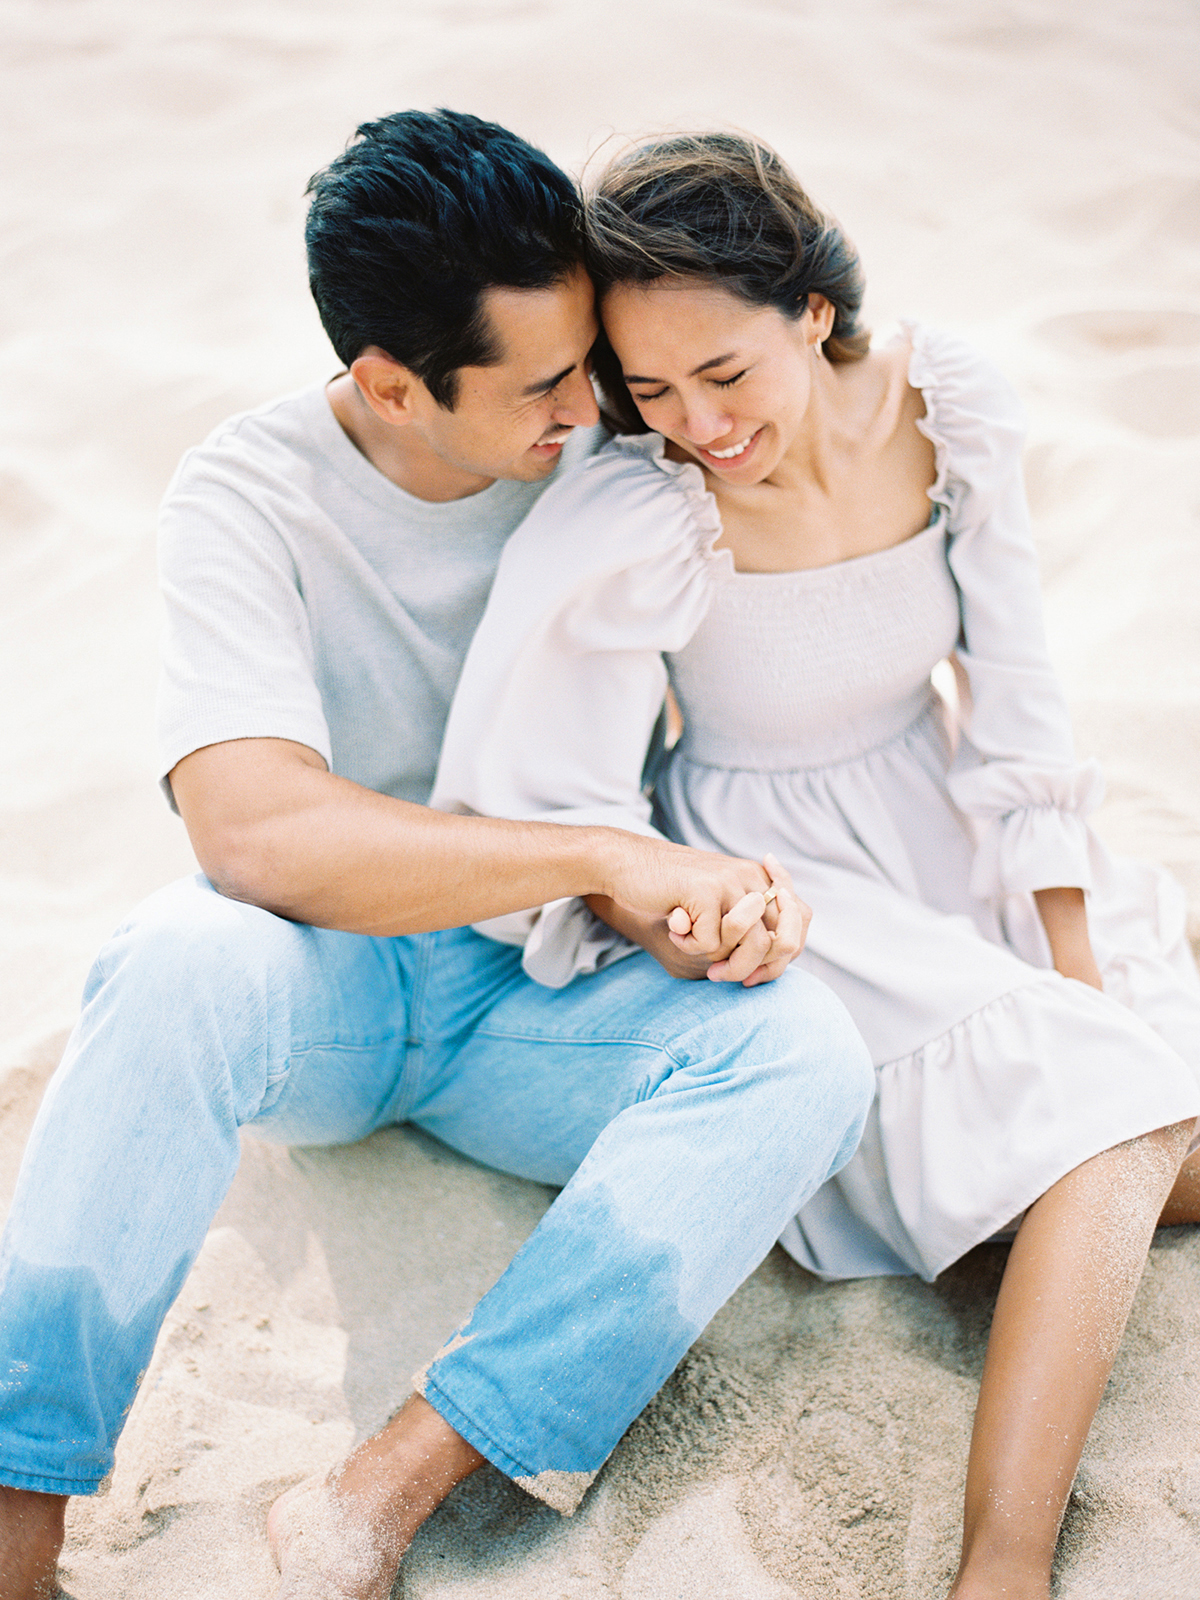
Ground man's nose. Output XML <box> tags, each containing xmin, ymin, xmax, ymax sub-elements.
<box><xmin>553</xmin><ymin>367</ymin><xmax>600</xmax><ymax>429</ymax></box>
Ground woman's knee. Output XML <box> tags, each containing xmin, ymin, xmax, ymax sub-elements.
<box><xmin>1134</xmin><ymin>1117</ymin><xmax>1194</xmax><ymax>1171</ymax></box>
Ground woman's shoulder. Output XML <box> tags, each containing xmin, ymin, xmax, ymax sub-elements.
<box><xmin>467</xmin><ymin>429</ymin><xmax>731</xmax><ymax>656</ymax></box>
<box><xmin>510</xmin><ymin>428</ymin><xmax>725</xmax><ymax>566</ymax></box>
<box><xmin>563</xmin><ymin>428</ymin><xmax>714</xmax><ymax>508</ymax></box>
<box><xmin>891</xmin><ymin>321</ymin><xmax>1027</xmax><ymax>518</ymax></box>
<box><xmin>901</xmin><ymin>323</ymin><xmax>1025</xmax><ymax>426</ymax></box>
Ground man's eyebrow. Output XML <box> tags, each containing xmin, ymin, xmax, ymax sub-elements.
<box><xmin>624</xmin><ymin>352</ymin><xmax>740</xmax><ymax>384</ymax></box>
<box><xmin>520</xmin><ymin>363</ymin><xmax>576</xmax><ymax>397</ymax></box>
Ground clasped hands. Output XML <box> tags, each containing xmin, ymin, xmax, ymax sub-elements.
<box><xmin>588</xmin><ymin>846</ymin><xmax>811</xmax><ymax>988</ymax></box>
<box><xmin>662</xmin><ymin>851</ymin><xmax>809</xmax><ymax>985</ymax></box>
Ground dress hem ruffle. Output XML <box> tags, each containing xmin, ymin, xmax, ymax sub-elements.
<box><xmin>779</xmin><ymin>973</ymin><xmax>1200</xmax><ymax>1283</ymax></box>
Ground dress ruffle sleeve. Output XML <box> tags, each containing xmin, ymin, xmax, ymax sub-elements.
<box><xmin>910</xmin><ymin>324</ymin><xmax>1105</xmax><ymax>899</ymax></box>
<box><xmin>432</xmin><ymin>435</ymin><xmax>731</xmax><ymax>986</ymax></box>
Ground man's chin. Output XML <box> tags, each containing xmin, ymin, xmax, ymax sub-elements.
<box><xmin>519</xmin><ymin>440</ymin><xmax>570</xmax><ymax>478</ymax></box>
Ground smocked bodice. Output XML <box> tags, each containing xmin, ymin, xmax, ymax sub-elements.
<box><xmin>667</xmin><ymin>515</ymin><xmax>960</xmax><ymax>771</ymax></box>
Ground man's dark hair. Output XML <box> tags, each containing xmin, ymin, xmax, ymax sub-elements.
<box><xmin>305</xmin><ymin>109</ymin><xmax>584</xmax><ymax>409</ymax></box>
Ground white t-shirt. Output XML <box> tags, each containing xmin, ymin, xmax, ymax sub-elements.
<box><xmin>156</xmin><ymin>381</ymin><xmax>603</xmax><ymax>808</ymax></box>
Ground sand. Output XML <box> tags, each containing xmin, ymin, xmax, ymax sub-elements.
<box><xmin>2</xmin><ymin>0</ymin><xmax>1199</xmax><ymax>1594</ymax></box>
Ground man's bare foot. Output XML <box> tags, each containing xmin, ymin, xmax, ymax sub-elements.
<box><xmin>0</xmin><ymin>1486</ymin><xmax>66</xmax><ymax>1600</ymax></box>
<box><xmin>268</xmin><ymin>1395</ymin><xmax>484</xmax><ymax>1599</ymax></box>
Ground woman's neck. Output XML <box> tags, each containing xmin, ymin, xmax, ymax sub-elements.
<box><xmin>699</xmin><ymin>341</ymin><xmax>937</xmax><ymax>574</ymax></box>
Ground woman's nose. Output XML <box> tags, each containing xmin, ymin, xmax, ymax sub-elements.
<box><xmin>679</xmin><ymin>400</ymin><xmax>733</xmax><ymax>445</ymax></box>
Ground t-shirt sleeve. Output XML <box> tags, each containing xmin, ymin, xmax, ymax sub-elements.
<box><xmin>155</xmin><ymin>452</ymin><xmax>332</xmax><ymax>810</ymax></box>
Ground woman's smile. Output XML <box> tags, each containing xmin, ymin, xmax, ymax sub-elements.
<box><xmin>693</xmin><ymin>426</ymin><xmax>765</xmax><ymax>470</ymax></box>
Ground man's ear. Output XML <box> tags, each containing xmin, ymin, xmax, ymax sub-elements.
<box><xmin>349</xmin><ymin>347</ymin><xmax>423</xmax><ymax>426</ymax></box>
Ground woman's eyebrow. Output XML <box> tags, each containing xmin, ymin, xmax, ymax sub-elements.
<box><xmin>624</xmin><ymin>351</ymin><xmax>740</xmax><ymax>383</ymax></box>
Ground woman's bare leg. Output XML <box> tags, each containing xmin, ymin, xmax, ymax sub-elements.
<box><xmin>1159</xmin><ymin>1146</ymin><xmax>1200</xmax><ymax>1225</ymax></box>
<box><xmin>950</xmin><ymin>1119</ymin><xmax>1192</xmax><ymax>1600</ymax></box>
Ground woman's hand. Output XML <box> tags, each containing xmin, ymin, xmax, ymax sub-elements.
<box><xmin>587</xmin><ymin>853</ymin><xmax>811</xmax><ymax>986</ymax></box>
<box><xmin>669</xmin><ymin>852</ymin><xmax>811</xmax><ymax>986</ymax></box>
<box><xmin>1033</xmin><ymin>885</ymin><xmax>1103</xmax><ymax>989</ymax></box>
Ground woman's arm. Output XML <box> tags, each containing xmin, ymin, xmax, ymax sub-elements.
<box><xmin>1032</xmin><ymin>886</ymin><xmax>1103</xmax><ymax>989</ymax></box>
<box><xmin>921</xmin><ymin>331</ymin><xmax>1107</xmax><ymax>955</ymax></box>
<box><xmin>433</xmin><ymin>440</ymin><xmax>793</xmax><ymax>986</ymax></box>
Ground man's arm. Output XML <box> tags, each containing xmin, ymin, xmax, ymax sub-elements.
<box><xmin>170</xmin><ymin>737</ymin><xmax>793</xmax><ymax>959</ymax></box>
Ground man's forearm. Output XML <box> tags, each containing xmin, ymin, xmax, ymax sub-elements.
<box><xmin>170</xmin><ymin>737</ymin><xmax>789</xmax><ymax>951</ymax></box>
<box><xmin>171</xmin><ymin>738</ymin><xmax>619</xmax><ymax>936</ymax></box>
<box><xmin>243</xmin><ymin>795</ymin><xmax>616</xmax><ymax>937</ymax></box>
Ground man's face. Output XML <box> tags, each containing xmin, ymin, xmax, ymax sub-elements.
<box><xmin>414</xmin><ymin>264</ymin><xmax>601</xmax><ymax>483</ymax></box>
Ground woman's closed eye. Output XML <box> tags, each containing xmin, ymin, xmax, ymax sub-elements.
<box><xmin>630</xmin><ymin>370</ymin><xmax>748</xmax><ymax>403</ymax></box>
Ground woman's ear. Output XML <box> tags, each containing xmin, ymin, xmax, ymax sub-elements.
<box><xmin>349</xmin><ymin>347</ymin><xmax>421</xmax><ymax>426</ymax></box>
<box><xmin>805</xmin><ymin>293</ymin><xmax>837</xmax><ymax>345</ymax></box>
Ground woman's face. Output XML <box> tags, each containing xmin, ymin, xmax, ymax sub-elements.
<box><xmin>601</xmin><ymin>277</ymin><xmax>830</xmax><ymax>482</ymax></box>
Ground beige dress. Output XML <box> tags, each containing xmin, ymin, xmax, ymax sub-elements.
<box><xmin>434</xmin><ymin>324</ymin><xmax>1200</xmax><ymax>1282</ymax></box>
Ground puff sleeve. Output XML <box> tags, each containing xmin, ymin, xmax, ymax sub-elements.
<box><xmin>913</xmin><ymin>326</ymin><xmax>1105</xmax><ymax>899</ymax></box>
<box><xmin>432</xmin><ymin>435</ymin><xmax>731</xmax><ymax>986</ymax></box>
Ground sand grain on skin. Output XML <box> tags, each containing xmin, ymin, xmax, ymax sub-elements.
<box><xmin>268</xmin><ymin>1477</ymin><xmax>397</xmax><ymax>1600</ymax></box>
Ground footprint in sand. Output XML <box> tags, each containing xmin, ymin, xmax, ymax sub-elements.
<box><xmin>0</xmin><ymin>469</ymin><xmax>54</xmax><ymax>534</ymax></box>
<box><xmin>1038</xmin><ymin>176</ymin><xmax>1200</xmax><ymax>251</ymax></box>
<box><xmin>1021</xmin><ymin>438</ymin><xmax>1106</xmax><ymax>523</ymax></box>
<box><xmin>621</xmin><ymin>1480</ymin><xmax>797</xmax><ymax>1600</ymax></box>
<box><xmin>1034</xmin><ymin>308</ymin><xmax>1200</xmax><ymax>358</ymax></box>
<box><xmin>1032</xmin><ymin>309</ymin><xmax>1200</xmax><ymax>440</ymax></box>
<box><xmin>1102</xmin><ymin>361</ymin><xmax>1200</xmax><ymax>439</ymax></box>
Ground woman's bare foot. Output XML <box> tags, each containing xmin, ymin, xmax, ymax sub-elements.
<box><xmin>949</xmin><ymin>1551</ymin><xmax>1051</xmax><ymax>1600</ymax></box>
<box><xmin>0</xmin><ymin>1486</ymin><xmax>67</xmax><ymax>1600</ymax></box>
<box><xmin>268</xmin><ymin>1395</ymin><xmax>484</xmax><ymax>1600</ymax></box>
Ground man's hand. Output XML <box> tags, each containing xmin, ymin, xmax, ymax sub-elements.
<box><xmin>581</xmin><ymin>901</ymin><xmax>728</xmax><ymax>982</ymax></box>
<box><xmin>169</xmin><ymin>737</ymin><xmax>813</xmax><ymax>960</ymax></box>
<box><xmin>588</xmin><ymin>848</ymin><xmax>811</xmax><ymax>986</ymax></box>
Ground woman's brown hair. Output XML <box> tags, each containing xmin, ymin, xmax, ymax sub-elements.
<box><xmin>584</xmin><ymin>132</ymin><xmax>870</xmax><ymax>432</ymax></box>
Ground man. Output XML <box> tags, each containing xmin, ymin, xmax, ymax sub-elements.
<box><xmin>0</xmin><ymin>110</ymin><xmax>872</xmax><ymax>1600</ymax></box>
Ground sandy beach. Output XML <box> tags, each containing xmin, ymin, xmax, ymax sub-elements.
<box><xmin>3</xmin><ymin>0</ymin><xmax>1199</xmax><ymax>1594</ymax></box>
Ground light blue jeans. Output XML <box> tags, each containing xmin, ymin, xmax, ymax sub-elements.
<box><xmin>0</xmin><ymin>875</ymin><xmax>872</xmax><ymax>1513</ymax></box>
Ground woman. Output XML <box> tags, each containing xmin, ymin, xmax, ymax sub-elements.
<box><xmin>433</xmin><ymin>133</ymin><xmax>1200</xmax><ymax>1598</ymax></box>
